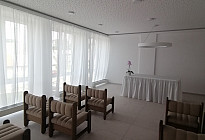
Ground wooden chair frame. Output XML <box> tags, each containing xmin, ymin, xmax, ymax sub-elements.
<box><xmin>159</xmin><ymin>120</ymin><xmax>163</xmax><ymax>140</ymax></box>
<box><xmin>24</xmin><ymin>91</ymin><xmax>47</xmax><ymax>134</ymax></box>
<box><xmin>63</xmin><ymin>82</ymin><xmax>85</xmax><ymax>110</ymax></box>
<box><xmin>165</xmin><ymin>97</ymin><xmax>204</xmax><ymax>133</ymax></box>
<box><xmin>203</xmin><ymin>112</ymin><xmax>205</xmax><ymax>134</ymax></box>
<box><xmin>49</xmin><ymin>97</ymin><xmax>91</xmax><ymax>140</ymax></box>
<box><xmin>85</xmin><ymin>86</ymin><xmax>114</xmax><ymax>120</ymax></box>
<box><xmin>2</xmin><ymin>119</ymin><xmax>30</xmax><ymax>140</ymax></box>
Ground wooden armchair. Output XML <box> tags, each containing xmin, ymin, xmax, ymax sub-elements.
<box><xmin>85</xmin><ymin>86</ymin><xmax>114</xmax><ymax>120</ymax></box>
<box><xmin>0</xmin><ymin>119</ymin><xmax>30</xmax><ymax>140</ymax></box>
<box><xmin>24</xmin><ymin>91</ymin><xmax>48</xmax><ymax>134</ymax></box>
<box><xmin>63</xmin><ymin>82</ymin><xmax>85</xmax><ymax>110</ymax></box>
<box><xmin>159</xmin><ymin>120</ymin><xmax>205</xmax><ymax>140</ymax></box>
<box><xmin>49</xmin><ymin>97</ymin><xmax>91</xmax><ymax>140</ymax></box>
<box><xmin>165</xmin><ymin>97</ymin><xmax>204</xmax><ymax>133</ymax></box>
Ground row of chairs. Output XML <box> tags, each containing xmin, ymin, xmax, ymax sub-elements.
<box><xmin>23</xmin><ymin>82</ymin><xmax>114</xmax><ymax>140</ymax></box>
<box><xmin>24</xmin><ymin>92</ymin><xmax>90</xmax><ymax>140</ymax></box>
<box><xmin>63</xmin><ymin>82</ymin><xmax>114</xmax><ymax>120</ymax></box>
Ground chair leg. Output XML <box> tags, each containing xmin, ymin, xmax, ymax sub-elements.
<box><xmin>78</xmin><ymin>101</ymin><xmax>81</xmax><ymax>110</ymax></box>
<box><xmin>41</xmin><ymin>123</ymin><xmax>46</xmax><ymax>134</ymax></box>
<box><xmin>24</xmin><ymin>116</ymin><xmax>29</xmax><ymax>127</ymax></box>
<box><xmin>49</xmin><ymin>124</ymin><xmax>53</xmax><ymax>137</ymax></box>
<box><xmin>41</xmin><ymin>116</ymin><xmax>47</xmax><ymax>134</ymax></box>
<box><xmin>85</xmin><ymin>105</ymin><xmax>88</xmax><ymax>112</ymax></box>
<box><xmin>112</xmin><ymin>96</ymin><xmax>114</xmax><ymax>113</ymax></box>
<box><xmin>87</xmin><ymin>111</ymin><xmax>91</xmax><ymax>133</ymax></box>
<box><xmin>104</xmin><ymin>108</ymin><xmax>107</xmax><ymax>120</ymax></box>
<box><xmin>72</xmin><ymin>131</ymin><xmax>76</xmax><ymax>140</ymax></box>
<box><xmin>23</xmin><ymin>129</ymin><xmax>31</xmax><ymax>140</ymax></box>
<box><xmin>104</xmin><ymin>113</ymin><xmax>106</xmax><ymax>120</ymax></box>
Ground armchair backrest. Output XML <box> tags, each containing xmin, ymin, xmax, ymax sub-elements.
<box><xmin>166</xmin><ymin>98</ymin><xmax>203</xmax><ymax>124</ymax></box>
<box><xmin>86</xmin><ymin>88</ymin><xmax>107</xmax><ymax>100</ymax></box>
<box><xmin>63</xmin><ymin>82</ymin><xmax>81</xmax><ymax>95</ymax></box>
<box><xmin>49</xmin><ymin>97</ymin><xmax>77</xmax><ymax>131</ymax></box>
<box><xmin>50</xmin><ymin>100</ymin><xmax>74</xmax><ymax>117</ymax></box>
<box><xmin>24</xmin><ymin>91</ymin><xmax>45</xmax><ymax>108</ymax></box>
<box><xmin>168</xmin><ymin>100</ymin><xmax>202</xmax><ymax>117</ymax></box>
<box><xmin>159</xmin><ymin>120</ymin><xmax>205</xmax><ymax>140</ymax></box>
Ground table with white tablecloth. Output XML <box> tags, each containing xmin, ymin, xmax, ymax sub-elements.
<box><xmin>121</xmin><ymin>74</ymin><xmax>182</xmax><ymax>104</ymax></box>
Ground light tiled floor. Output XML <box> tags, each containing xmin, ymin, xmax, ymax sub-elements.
<box><xmin>0</xmin><ymin>83</ymin><xmax>184</xmax><ymax>140</ymax></box>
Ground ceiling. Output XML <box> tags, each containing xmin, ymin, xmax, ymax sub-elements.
<box><xmin>3</xmin><ymin>0</ymin><xmax>205</xmax><ymax>35</ymax></box>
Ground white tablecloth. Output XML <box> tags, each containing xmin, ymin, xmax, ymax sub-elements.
<box><xmin>121</xmin><ymin>74</ymin><xmax>182</xmax><ymax>104</ymax></box>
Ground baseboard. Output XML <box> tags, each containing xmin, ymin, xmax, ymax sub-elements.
<box><xmin>183</xmin><ymin>92</ymin><xmax>205</xmax><ymax>96</ymax></box>
<box><xmin>0</xmin><ymin>103</ymin><xmax>23</xmax><ymax>117</ymax></box>
<box><xmin>92</xmin><ymin>79</ymin><xmax>109</xmax><ymax>88</ymax></box>
<box><xmin>108</xmin><ymin>82</ymin><xmax>122</xmax><ymax>85</ymax></box>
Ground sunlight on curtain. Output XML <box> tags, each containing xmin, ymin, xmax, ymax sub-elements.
<box><xmin>0</xmin><ymin>4</ymin><xmax>110</xmax><ymax>107</ymax></box>
<box><xmin>51</xmin><ymin>21</ymin><xmax>73</xmax><ymax>95</ymax></box>
<box><xmin>91</xmin><ymin>34</ymin><xmax>110</xmax><ymax>82</ymax></box>
<box><xmin>51</xmin><ymin>23</ymin><xmax>110</xmax><ymax>95</ymax></box>
<box><xmin>70</xmin><ymin>28</ymin><xmax>89</xmax><ymax>86</ymax></box>
<box><xmin>0</xmin><ymin>5</ymin><xmax>52</xmax><ymax>108</ymax></box>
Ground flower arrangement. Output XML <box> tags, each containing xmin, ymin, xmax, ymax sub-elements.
<box><xmin>126</xmin><ymin>61</ymin><xmax>134</xmax><ymax>75</ymax></box>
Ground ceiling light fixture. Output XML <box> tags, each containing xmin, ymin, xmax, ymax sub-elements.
<box><xmin>98</xmin><ymin>23</ymin><xmax>103</xmax><ymax>26</ymax></box>
<box><xmin>138</xmin><ymin>25</ymin><xmax>172</xmax><ymax>48</ymax></box>
<box><xmin>138</xmin><ymin>42</ymin><xmax>172</xmax><ymax>48</ymax></box>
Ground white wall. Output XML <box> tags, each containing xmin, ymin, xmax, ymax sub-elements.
<box><xmin>106</xmin><ymin>34</ymin><xmax>140</xmax><ymax>84</ymax></box>
<box><xmin>106</xmin><ymin>30</ymin><xmax>205</xmax><ymax>95</ymax></box>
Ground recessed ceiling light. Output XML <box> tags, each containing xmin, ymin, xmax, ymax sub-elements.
<box><xmin>154</xmin><ymin>24</ymin><xmax>159</xmax><ymax>27</ymax></box>
<box><xmin>133</xmin><ymin>0</ymin><xmax>144</xmax><ymax>2</ymax></box>
<box><xmin>115</xmin><ymin>31</ymin><xmax>119</xmax><ymax>33</ymax></box>
<box><xmin>98</xmin><ymin>23</ymin><xmax>103</xmax><ymax>26</ymax></box>
<box><xmin>147</xmin><ymin>18</ymin><xmax>156</xmax><ymax>21</ymax></box>
<box><xmin>68</xmin><ymin>11</ymin><xmax>75</xmax><ymax>15</ymax></box>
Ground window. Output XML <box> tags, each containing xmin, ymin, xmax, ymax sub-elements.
<box><xmin>51</xmin><ymin>31</ymin><xmax>73</xmax><ymax>94</ymax></box>
<box><xmin>0</xmin><ymin>21</ymin><xmax>28</xmax><ymax>108</ymax></box>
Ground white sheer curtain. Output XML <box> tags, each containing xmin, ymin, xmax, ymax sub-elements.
<box><xmin>0</xmin><ymin>4</ymin><xmax>110</xmax><ymax>107</ymax></box>
<box><xmin>70</xmin><ymin>28</ymin><xmax>89</xmax><ymax>86</ymax></box>
<box><xmin>0</xmin><ymin>5</ymin><xmax>52</xmax><ymax>108</ymax></box>
<box><xmin>51</xmin><ymin>21</ymin><xmax>73</xmax><ymax>95</ymax></box>
<box><xmin>90</xmin><ymin>34</ymin><xmax>110</xmax><ymax>82</ymax></box>
<box><xmin>51</xmin><ymin>23</ymin><xmax>110</xmax><ymax>94</ymax></box>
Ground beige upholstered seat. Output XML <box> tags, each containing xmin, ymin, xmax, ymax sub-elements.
<box><xmin>51</xmin><ymin>111</ymin><xmax>88</xmax><ymax>129</ymax></box>
<box><xmin>87</xmin><ymin>98</ymin><xmax>112</xmax><ymax>108</ymax></box>
<box><xmin>85</xmin><ymin>87</ymin><xmax>114</xmax><ymax>120</ymax></box>
<box><xmin>0</xmin><ymin>120</ymin><xmax>30</xmax><ymax>140</ymax></box>
<box><xmin>159</xmin><ymin>120</ymin><xmax>205</xmax><ymax>140</ymax></box>
<box><xmin>49</xmin><ymin>97</ymin><xmax>91</xmax><ymax>140</ymax></box>
<box><xmin>165</xmin><ymin>97</ymin><xmax>204</xmax><ymax>133</ymax></box>
<box><xmin>65</xmin><ymin>93</ymin><xmax>86</xmax><ymax>102</ymax></box>
<box><xmin>24</xmin><ymin>91</ymin><xmax>48</xmax><ymax>134</ymax></box>
<box><xmin>63</xmin><ymin>82</ymin><xmax>85</xmax><ymax>110</ymax></box>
